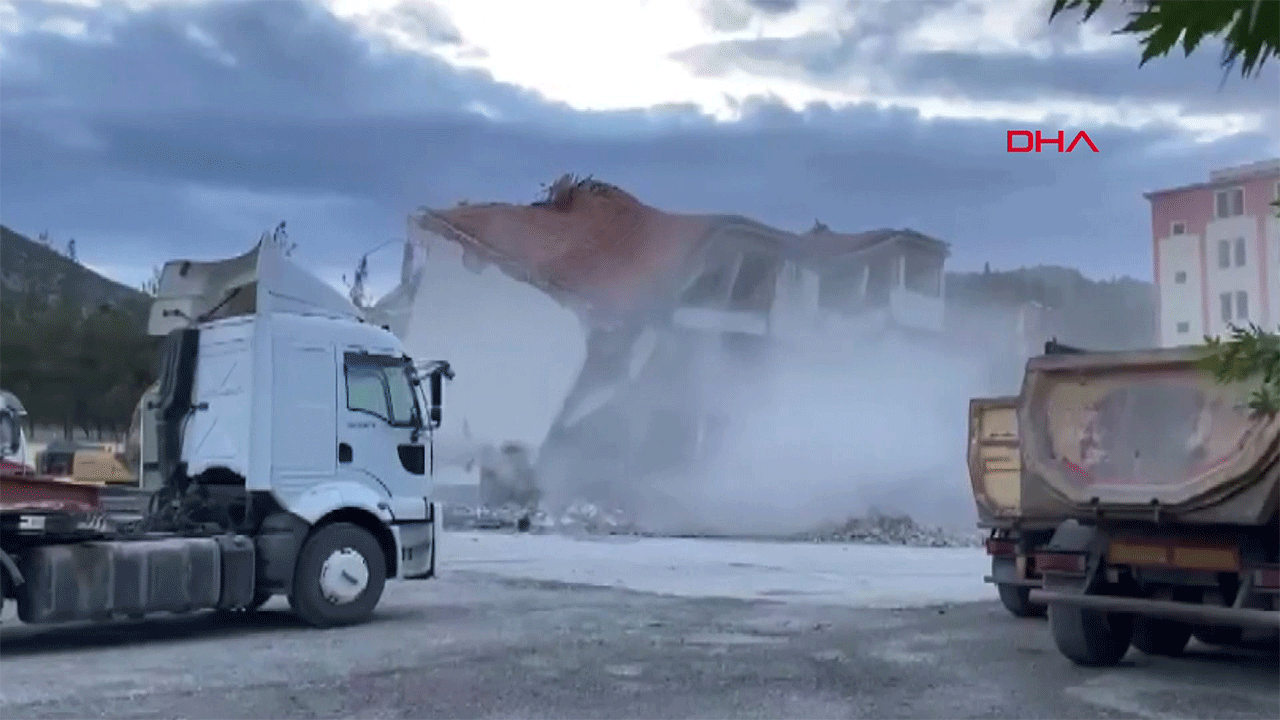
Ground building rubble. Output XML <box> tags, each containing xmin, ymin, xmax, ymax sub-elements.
<box><xmin>374</xmin><ymin>175</ymin><xmax>978</xmax><ymax>542</ymax></box>
<box><xmin>442</xmin><ymin>498</ymin><xmax>980</xmax><ymax>548</ymax></box>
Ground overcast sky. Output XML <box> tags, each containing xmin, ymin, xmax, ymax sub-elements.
<box><xmin>1</xmin><ymin>0</ymin><xmax>1277</xmax><ymax>294</ymax></box>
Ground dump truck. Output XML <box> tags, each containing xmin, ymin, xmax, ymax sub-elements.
<box><xmin>0</xmin><ymin>239</ymin><xmax>454</xmax><ymax>628</ymax></box>
<box><xmin>1013</xmin><ymin>345</ymin><xmax>1279</xmax><ymax>666</ymax></box>
<box><xmin>968</xmin><ymin>395</ymin><xmax>1053</xmax><ymax>618</ymax></box>
<box><xmin>968</xmin><ymin>341</ymin><xmax>1085</xmax><ymax>618</ymax></box>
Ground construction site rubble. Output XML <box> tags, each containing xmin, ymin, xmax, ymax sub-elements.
<box><xmin>795</xmin><ymin>509</ymin><xmax>983</xmax><ymax>548</ymax></box>
<box><xmin>443</xmin><ymin>500</ymin><xmax>980</xmax><ymax>548</ymax></box>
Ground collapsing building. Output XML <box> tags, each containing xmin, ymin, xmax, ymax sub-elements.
<box><xmin>371</xmin><ymin>176</ymin><xmax>950</xmax><ymax>523</ymax></box>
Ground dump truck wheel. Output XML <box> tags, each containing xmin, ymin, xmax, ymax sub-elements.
<box><xmin>289</xmin><ymin>522</ymin><xmax>387</xmax><ymax>628</ymax></box>
<box><xmin>1048</xmin><ymin>603</ymin><xmax>1133</xmax><ymax>666</ymax></box>
<box><xmin>997</xmin><ymin>584</ymin><xmax>1047</xmax><ymax>618</ymax></box>
<box><xmin>1131</xmin><ymin>616</ymin><xmax>1191</xmax><ymax>657</ymax></box>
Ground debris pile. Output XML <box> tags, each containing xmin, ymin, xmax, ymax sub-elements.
<box><xmin>445</xmin><ymin>497</ymin><xmax>980</xmax><ymax>547</ymax></box>
<box><xmin>531</xmin><ymin>501</ymin><xmax>640</xmax><ymax>535</ymax></box>
<box><xmin>797</xmin><ymin>509</ymin><xmax>983</xmax><ymax>547</ymax></box>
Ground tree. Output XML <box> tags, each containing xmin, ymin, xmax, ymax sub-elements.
<box><xmin>1202</xmin><ymin>324</ymin><xmax>1280</xmax><ymax>416</ymax></box>
<box><xmin>1050</xmin><ymin>0</ymin><xmax>1279</xmax><ymax>78</ymax></box>
<box><xmin>66</xmin><ymin>238</ymin><xmax>77</xmax><ymax>262</ymax></box>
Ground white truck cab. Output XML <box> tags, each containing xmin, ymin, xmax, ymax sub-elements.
<box><xmin>0</xmin><ymin>389</ymin><xmax>33</xmax><ymax>474</ymax></box>
<box><xmin>1</xmin><ymin>239</ymin><xmax>453</xmax><ymax>628</ymax></box>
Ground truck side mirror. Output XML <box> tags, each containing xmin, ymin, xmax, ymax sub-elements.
<box><xmin>429</xmin><ymin>370</ymin><xmax>444</xmax><ymax>427</ymax></box>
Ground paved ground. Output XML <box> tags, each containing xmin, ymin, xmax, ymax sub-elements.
<box><xmin>1</xmin><ymin>532</ymin><xmax>1276</xmax><ymax>719</ymax></box>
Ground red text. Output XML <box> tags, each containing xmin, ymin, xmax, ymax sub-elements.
<box><xmin>1006</xmin><ymin>130</ymin><xmax>1099</xmax><ymax>153</ymax></box>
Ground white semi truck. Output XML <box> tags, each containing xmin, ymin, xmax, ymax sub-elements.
<box><xmin>0</xmin><ymin>239</ymin><xmax>454</xmax><ymax>628</ymax></box>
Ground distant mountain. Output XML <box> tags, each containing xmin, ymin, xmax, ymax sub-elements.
<box><xmin>1</xmin><ymin>225</ymin><xmax>150</xmax><ymax>318</ymax></box>
<box><xmin>946</xmin><ymin>264</ymin><xmax>1157</xmax><ymax>351</ymax></box>
<box><xmin>1</xmin><ymin>226</ymin><xmax>156</xmax><ymax>433</ymax></box>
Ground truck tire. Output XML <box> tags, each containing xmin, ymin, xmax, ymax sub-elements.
<box><xmin>1131</xmin><ymin>616</ymin><xmax>1191</xmax><ymax>657</ymax></box>
<box><xmin>288</xmin><ymin>522</ymin><xmax>387</xmax><ymax>628</ymax></box>
<box><xmin>1048</xmin><ymin>603</ymin><xmax>1133</xmax><ymax>666</ymax></box>
<box><xmin>997</xmin><ymin>584</ymin><xmax>1047</xmax><ymax>618</ymax></box>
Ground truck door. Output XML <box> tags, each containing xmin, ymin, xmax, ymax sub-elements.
<box><xmin>339</xmin><ymin>352</ymin><xmax>429</xmax><ymax>521</ymax></box>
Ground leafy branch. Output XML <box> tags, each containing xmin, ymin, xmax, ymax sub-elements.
<box><xmin>1201</xmin><ymin>324</ymin><xmax>1280</xmax><ymax>416</ymax></box>
<box><xmin>1050</xmin><ymin>0</ymin><xmax>1279</xmax><ymax>78</ymax></box>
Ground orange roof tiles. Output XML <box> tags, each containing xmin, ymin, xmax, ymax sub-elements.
<box><xmin>416</xmin><ymin>179</ymin><xmax>715</xmax><ymax>315</ymax></box>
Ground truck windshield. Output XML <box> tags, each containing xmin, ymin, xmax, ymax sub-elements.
<box><xmin>345</xmin><ymin>356</ymin><xmax>420</xmax><ymax>427</ymax></box>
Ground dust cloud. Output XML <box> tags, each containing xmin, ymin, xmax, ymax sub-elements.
<box><xmin>615</xmin><ymin>334</ymin><xmax>1003</xmax><ymax>536</ymax></box>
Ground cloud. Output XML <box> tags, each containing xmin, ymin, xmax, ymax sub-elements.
<box><xmin>745</xmin><ymin>0</ymin><xmax>799</xmax><ymax>15</ymax></box>
<box><xmin>0</xmin><ymin>0</ymin><xmax>1275</xmax><ymax>289</ymax></box>
<box><xmin>698</xmin><ymin>0</ymin><xmax>754</xmax><ymax>32</ymax></box>
<box><xmin>671</xmin><ymin>0</ymin><xmax>1280</xmax><ymax>135</ymax></box>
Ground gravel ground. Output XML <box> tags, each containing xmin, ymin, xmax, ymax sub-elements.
<box><xmin>1</xmin><ymin>533</ymin><xmax>1275</xmax><ymax>720</ymax></box>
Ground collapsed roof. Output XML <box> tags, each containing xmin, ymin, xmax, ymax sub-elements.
<box><xmin>410</xmin><ymin>174</ymin><xmax>949</xmax><ymax>318</ymax></box>
<box><xmin>413</xmin><ymin>175</ymin><xmax>716</xmax><ymax>317</ymax></box>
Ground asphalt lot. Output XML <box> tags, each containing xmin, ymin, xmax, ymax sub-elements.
<box><xmin>1</xmin><ymin>533</ymin><xmax>1277</xmax><ymax>720</ymax></box>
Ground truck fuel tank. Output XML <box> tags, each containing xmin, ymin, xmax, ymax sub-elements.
<box><xmin>16</xmin><ymin>534</ymin><xmax>255</xmax><ymax>624</ymax></box>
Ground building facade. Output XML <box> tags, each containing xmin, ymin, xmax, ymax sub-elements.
<box><xmin>370</xmin><ymin>177</ymin><xmax>951</xmax><ymax>515</ymax></box>
<box><xmin>1147</xmin><ymin>159</ymin><xmax>1280</xmax><ymax>347</ymax></box>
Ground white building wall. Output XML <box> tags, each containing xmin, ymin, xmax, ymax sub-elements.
<box><xmin>1156</xmin><ymin>232</ymin><xmax>1203</xmax><ymax>347</ymax></box>
<box><xmin>1204</xmin><ymin>215</ymin><xmax>1261</xmax><ymax>338</ymax></box>
<box><xmin>390</xmin><ymin>232</ymin><xmax>589</xmax><ymax>484</ymax></box>
<box><xmin>768</xmin><ymin>261</ymin><xmax>821</xmax><ymax>343</ymax></box>
<box><xmin>888</xmin><ymin>288</ymin><xmax>944</xmax><ymax>332</ymax></box>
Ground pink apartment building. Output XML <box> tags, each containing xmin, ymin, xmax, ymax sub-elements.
<box><xmin>1146</xmin><ymin>159</ymin><xmax>1280</xmax><ymax>347</ymax></box>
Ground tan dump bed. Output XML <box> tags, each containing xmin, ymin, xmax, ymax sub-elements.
<box><xmin>1017</xmin><ymin>345</ymin><xmax>1280</xmax><ymax>526</ymax></box>
<box><xmin>968</xmin><ymin>396</ymin><xmax>1062</xmax><ymax>528</ymax></box>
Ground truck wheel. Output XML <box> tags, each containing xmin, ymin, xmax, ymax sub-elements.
<box><xmin>289</xmin><ymin>522</ymin><xmax>387</xmax><ymax>628</ymax></box>
<box><xmin>1131</xmin><ymin>616</ymin><xmax>1192</xmax><ymax>657</ymax></box>
<box><xmin>997</xmin><ymin>584</ymin><xmax>1047</xmax><ymax>618</ymax></box>
<box><xmin>1048</xmin><ymin>603</ymin><xmax>1133</xmax><ymax>667</ymax></box>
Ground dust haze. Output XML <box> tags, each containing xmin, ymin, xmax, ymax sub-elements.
<box><xmin>610</xmin><ymin>332</ymin><xmax>1002</xmax><ymax>536</ymax></box>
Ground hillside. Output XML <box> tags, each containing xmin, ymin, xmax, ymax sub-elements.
<box><xmin>946</xmin><ymin>264</ymin><xmax>1157</xmax><ymax>350</ymax></box>
<box><xmin>1</xmin><ymin>225</ymin><xmax>150</xmax><ymax>318</ymax></box>
<box><xmin>1</xmin><ymin>225</ymin><xmax>156</xmax><ymax>436</ymax></box>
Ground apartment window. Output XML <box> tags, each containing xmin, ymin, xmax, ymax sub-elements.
<box><xmin>1215</xmin><ymin>187</ymin><xmax>1244</xmax><ymax>218</ymax></box>
<box><xmin>1233</xmin><ymin>237</ymin><xmax>1248</xmax><ymax>266</ymax></box>
<box><xmin>1236</xmin><ymin>290</ymin><xmax>1249</xmax><ymax>320</ymax></box>
<box><xmin>728</xmin><ymin>253</ymin><xmax>777</xmax><ymax>312</ymax></box>
<box><xmin>1220</xmin><ymin>292</ymin><xmax>1233</xmax><ymax>323</ymax></box>
<box><xmin>1170</xmin><ymin>221</ymin><xmax>1186</xmax><ymax>235</ymax></box>
<box><xmin>1217</xmin><ymin>239</ymin><xmax>1231</xmax><ymax>268</ymax></box>
<box><xmin>1173</xmin><ymin>270</ymin><xmax>1187</xmax><ymax>284</ymax></box>
<box><xmin>1176</xmin><ymin>321</ymin><xmax>1190</xmax><ymax>334</ymax></box>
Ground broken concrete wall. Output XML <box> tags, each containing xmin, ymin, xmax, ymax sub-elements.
<box><xmin>373</xmin><ymin>227</ymin><xmax>590</xmax><ymax>490</ymax></box>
